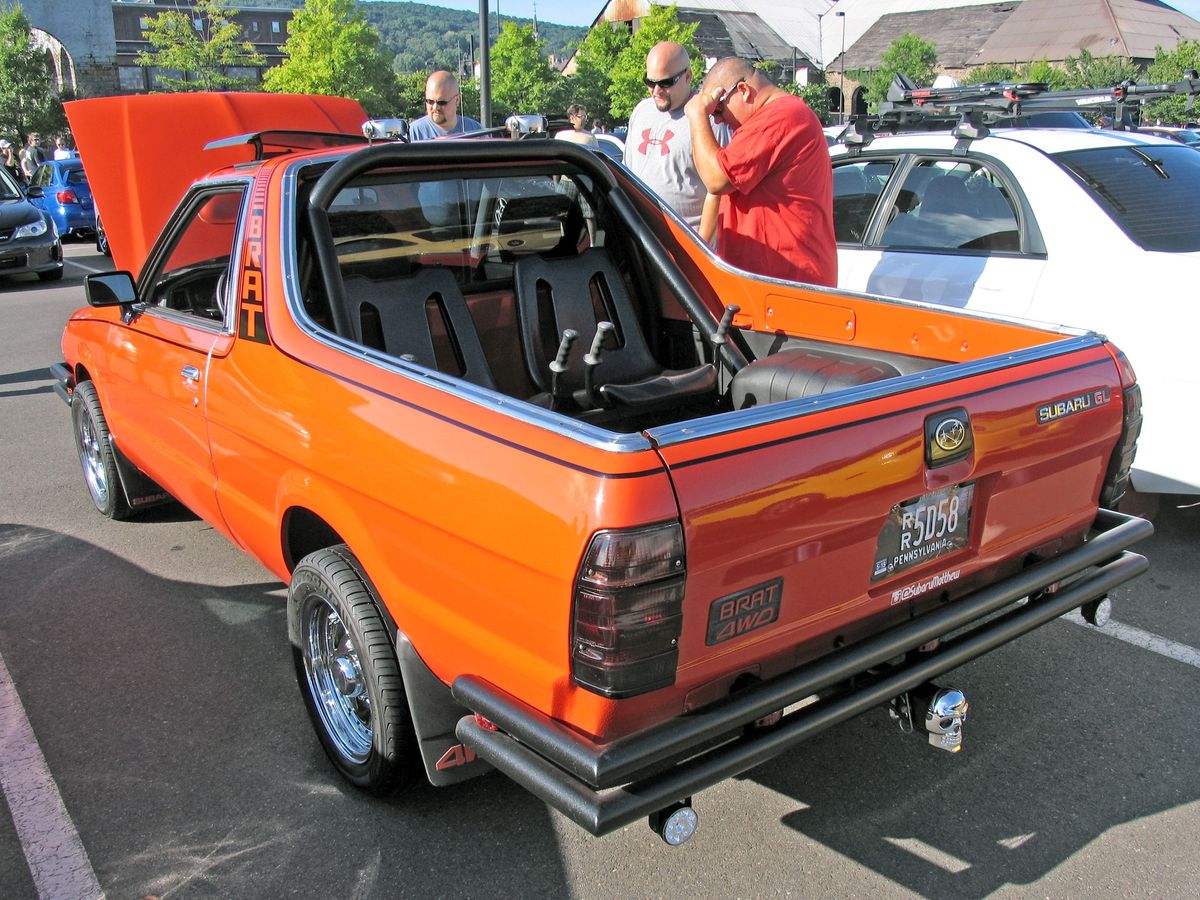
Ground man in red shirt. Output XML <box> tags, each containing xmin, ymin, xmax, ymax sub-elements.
<box><xmin>684</xmin><ymin>57</ymin><xmax>836</xmax><ymax>286</ymax></box>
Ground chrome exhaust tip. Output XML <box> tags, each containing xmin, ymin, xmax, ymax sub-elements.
<box><xmin>1080</xmin><ymin>596</ymin><xmax>1113</xmax><ymax>627</ymax></box>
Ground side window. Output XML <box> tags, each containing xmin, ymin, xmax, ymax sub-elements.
<box><xmin>144</xmin><ymin>187</ymin><xmax>244</xmax><ymax>322</ymax></box>
<box><xmin>35</xmin><ymin>165</ymin><xmax>53</xmax><ymax>188</ymax></box>
<box><xmin>879</xmin><ymin>159</ymin><xmax>1021</xmax><ymax>252</ymax></box>
<box><xmin>832</xmin><ymin>159</ymin><xmax>895</xmax><ymax>243</ymax></box>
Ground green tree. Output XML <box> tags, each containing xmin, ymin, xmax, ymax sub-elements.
<box><xmin>489</xmin><ymin>22</ymin><xmax>564</xmax><ymax>121</ymax></box>
<box><xmin>1145</xmin><ymin>39</ymin><xmax>1200</xmax><ymax>124</ymax></box>
<box><xmin>135</xmin><ymin>0</ymin><xmax>265</xmax><ymax>91</ymax></box>
<box><xmin>0</xmin><ymin>3</ymin><xmax>65</xmax><ymax>139</ymax></box>
<box><xmin>855</xmin><ymin>33</ymin><xmax>938</xmax><ymax>110</ymax></box>
<box><xmin>1018</xmin><ymin>59</ymin><xmax>1069</xmax><ymax>90</ymax></box>
<box><xmin>778</xmin><ymin>80</ymin><xmax>831</xmax><ymax>124</ymax></box>
<box><xmin>263</xmin><ymin>0</ymin><xmax>397</xmax><ymax>116</ymax></box>
<box><xmin>966</xmin><ymin>62</ymin><xmax>1020</xmax><ymax>84</ymax></box>
<box><xmin>1061</xmin><ymin>48</ymin><xmax>1139</xmax><ymax>89</ymax></box>
<box><xmin>609</xmin><ymin>5</ymin><xmax>701</xmax><ymax>121</ymax></box>
<box><xmin>565</xmin><ymin>22</ymin><xmax>630</xmax><ymax>128</ymax></box>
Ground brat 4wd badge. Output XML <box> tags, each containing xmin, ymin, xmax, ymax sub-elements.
<box><xmin>706</xmin><ymin>578</ymin><xmax>783</xmax><ymax>645</ymax></box>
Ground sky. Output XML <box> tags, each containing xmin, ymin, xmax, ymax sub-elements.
<box><xmin>363</xmin><ymin>0</ymin><xmax>1200</xmax><ymax>31</ymax></box>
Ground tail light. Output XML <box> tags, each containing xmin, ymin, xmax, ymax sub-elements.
<box><xmin>1100</xmin><ymin>351</ymin><xmax>1141</xmax><ymax>509</ymax></box>
<box><xmin>56</xmin><ymin>189</ymin><xmax>78</xmax><ymax>204</ymax></box>
<box><xmin>571</xmin><ymin>522</ymin><xmax>685</xmax><ymax>698</ymax></box>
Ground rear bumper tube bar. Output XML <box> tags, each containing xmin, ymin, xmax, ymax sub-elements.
<box><xmin>49</xmin><ymin>361</ymin><xmax>73</xmax><ymax>405</ymax></box>
<box><xmin>453</xmin><ymin>509</ymin><xmax>1151</xmax><ymax>836</ymax></box>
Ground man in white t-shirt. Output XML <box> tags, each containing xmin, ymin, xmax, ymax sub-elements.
<box><xmin>409</xmin><ymin>71</ymin><xmax>482</xmax><ymax>141</ymax></box>
<box><xmin>623</xmin><ymin>42</ymin><xmax>729</xmax><ymax>241</ymax></box>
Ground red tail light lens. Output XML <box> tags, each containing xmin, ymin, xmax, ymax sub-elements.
<box><xmin>572</xmin><ymin>523</ymin><xmax>685</xmax><ymax>698</ymax></box>
<box><xmin>1100</xmin><ymin>384</ymin><xmax>1141</xmax><ymax>509</ymax></box>
<box><xmin>56</xmin><ymin>189</ymin><xmax>78</xmax><ymax>204</ymax></box>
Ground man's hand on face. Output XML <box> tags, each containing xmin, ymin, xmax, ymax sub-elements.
<box><xmin>685</xmin><ymin>88</ymin><xmax>721</xmax><ymax>123</ymax></box>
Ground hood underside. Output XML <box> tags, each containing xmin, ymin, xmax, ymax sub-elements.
<box><xmin>65</xmin><ymin>92</ymin><xmax>367</xmax><ymax>275</ymax></box>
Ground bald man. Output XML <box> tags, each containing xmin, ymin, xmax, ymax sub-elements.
<box><xmin>623</xmin><ymin>41</ymin><xmax>729</xmax><ymax>242</ymax></box>
<box><xmin>684</xmin><ymin>57</ymin><xmax>836</xmax><ymax>286</ymax></box>
<box><xmin>409</xmin><ymin>70</ymin><xmax>482</xmax><ymax>141</ymax></box>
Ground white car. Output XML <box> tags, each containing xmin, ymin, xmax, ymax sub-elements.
<box><xmin>830</xmin><ymin>127</ymin><xmax>1200</xmax><ymax>496</ymax></box>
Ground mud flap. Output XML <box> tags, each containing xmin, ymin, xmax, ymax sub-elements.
<box><xmin>110</xmin><ymin>439</ymin><xmax>174</xmax><ymax>511</ymax></box>
<box><xmin>396</xmin><ymin>631</ymin><xmax>493</xmax><ymax>786</ymax></box>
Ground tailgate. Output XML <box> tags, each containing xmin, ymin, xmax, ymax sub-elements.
<box><xmin>648</xmin><ymin>340</ymin><xmax>1126</xmax><ymax>698</ymax></box>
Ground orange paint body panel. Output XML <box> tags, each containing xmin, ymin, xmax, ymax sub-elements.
<box><xmin>65</xmin><ymin>93</ymin><xmax>366</xmax><ymax>275</ymax></box>
<box><xmin>56</xmin><ymin>95</ymin><xmax>1149</xmax><ymax>825</ymax></box>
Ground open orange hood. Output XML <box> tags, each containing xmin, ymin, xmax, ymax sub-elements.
<box><xmin>65</xmin><ymin>92</ymin><xmax>367</xmax><ymax>275</ymax></box>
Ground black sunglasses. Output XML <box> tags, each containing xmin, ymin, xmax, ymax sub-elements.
<box><xmin>643</xmin><ymin>68</ymin><xmax>690</xmax><ymax>90</ymax></box>
<box><xmin>425</xmin><ymin>96</ymin><xmax>457</xmax><ymax>107</ymax></box>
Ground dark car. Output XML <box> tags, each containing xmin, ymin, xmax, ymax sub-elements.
<box><xmin>0</xmin><ymin>167</ymin><xmax>64</xmax><ymax>283</ymax></box>
<box><xmin>29</xmin><ymin>158</ymin><xmax>95</xmax><ymax>239</ymax></box>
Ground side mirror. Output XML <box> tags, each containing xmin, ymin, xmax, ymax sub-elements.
<box><xmin>25</xmin><ymin>186</ymin><xmax>43</xmax><ymax>199</ymax></box>
<box><xmin>86</xmin><ymin>271</ymin><xmax>137</xmax><ymax>307</ymax></box>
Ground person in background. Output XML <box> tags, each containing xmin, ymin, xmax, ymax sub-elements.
<box><xmin>19</xmin><ymin>133</ymin><xmax>42</xmax><ymax>182</ymax></box>
<box><xmin>52</xmin><ymin>135</ymin><xmax>75</xmax><ymax>159</ymax></box>
<box><xmin>556</xmin><ymin>104</ymin><xmax>597</xmax><ymax>146</ymax></box>
<box><xmin>684</xmin><ymin>56</ymin><xmax>836</xmax><ymax>287</ymax></box>
<box><xmin>409</xmin><ymin>71</ymin><xmax>482</xmax><ymax>141</ymax></box>
<box><xmin>1</xmin><ymin>139</ymin><xmax>19</xmax><ymax>182</ymax></box>
<box><xmin>624</xmin><ymin>41</ymin><xmax>729</xmax><ymax>243</ymax></box>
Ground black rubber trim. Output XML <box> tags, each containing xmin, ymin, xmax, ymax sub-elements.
<box><xmin>453</xmin><ymin>509</ymin><xmax>1151</xmax><ymax>836</ymax></box>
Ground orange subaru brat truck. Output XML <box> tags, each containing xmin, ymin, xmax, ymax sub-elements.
<box><xmin>52</xmin><ymin>94</ymin><xmax>1151</xmax><ymax>845</ymax></box>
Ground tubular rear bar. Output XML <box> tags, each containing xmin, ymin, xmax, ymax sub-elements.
<box><xmin>453</xmin><ymin>509</ymin><xmax>1151</xmax><ymax>837</ymax></box>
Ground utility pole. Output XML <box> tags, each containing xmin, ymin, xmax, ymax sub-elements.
<box><xmin>478</xmin><ymin>0</ymin><xmax>491</xmax><ymax>126</ymax></box>
<box><xmin>836</xmin><ymin>10</ymin><xmax>847</xmax><ymax>124</ymax></box>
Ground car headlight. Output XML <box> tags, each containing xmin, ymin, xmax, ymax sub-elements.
<box><xmin>14</xmin><ymin>218</ymin><xmax>49</xmax><ymax>239</ymax></box>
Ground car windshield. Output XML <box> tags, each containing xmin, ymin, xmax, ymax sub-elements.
<box><xmin>0</xmin><ymin>167</ymin><xmax>20</xmax><ymax>200</ymax></box>
<box><xmin>1053</xmin><ymin>144</ymin><xmax>1200</xmax><ymax>252</ymax></box>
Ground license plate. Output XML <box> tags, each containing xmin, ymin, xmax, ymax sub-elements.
<box><xmin>872</xmin><ymin>482</ymin><xmax>975</xmax><ymax>581</ymax></box>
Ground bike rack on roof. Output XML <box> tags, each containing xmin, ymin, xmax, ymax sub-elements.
<box><xmin>840</xmin><ymin>70</ymin><xmax>1200</xmax><ymax>156</ymax></box>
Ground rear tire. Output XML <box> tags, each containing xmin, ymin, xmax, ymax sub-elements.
<box><xmin>288</xmin><ymin>545</ymin><xmax>417</xmax><ymax>794</ymax></box>
<box><xmin>71</xmin><ymin>381</ymin><xmax>131</xmax><ymax>519</ymax></box>
<box><xmin>96</xmin><ymin>218</ymin><xmax>110</xmax><ymax>256</ymax></box>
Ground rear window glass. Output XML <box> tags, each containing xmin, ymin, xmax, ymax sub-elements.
<box><xmin>1053</xmin><ymin>145</ymin><xmax>1200</xmax><ymax>252</ymax></box>
<box><xmin>66</xmin><ymin>168</ymin><xmax>88</xmax><ymax>186</ymax></box>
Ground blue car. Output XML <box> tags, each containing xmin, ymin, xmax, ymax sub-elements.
<box><xmin>29</xmin><ymin>158</ymin><xmax>95</xmax><ymax>239</ymax></box>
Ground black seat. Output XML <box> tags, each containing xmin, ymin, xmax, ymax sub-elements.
<box><xmin>343</xmin><ymin>267</ymin><xmax>496</xmax><ymax>390</ymax></box>
<box><xmin>513</xmin><ymin>248</ymin><xmax>715</xmax><ymax>411</ymax></box>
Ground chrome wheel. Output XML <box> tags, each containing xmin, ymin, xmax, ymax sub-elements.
<box><xmin>303</xmin><ymin>599</ymin><xmax>373</xmax><ymax>763</ymax></box>
<box><xmin>76</xmin><ymin>403</ymin><xmax>110</xmax><ymax>508</ymax></box>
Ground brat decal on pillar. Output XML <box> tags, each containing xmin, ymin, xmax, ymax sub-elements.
<box><xmin>239</xmin><ymin>176</ymin><xmax>270</xmax><ymax>344</ymax></box>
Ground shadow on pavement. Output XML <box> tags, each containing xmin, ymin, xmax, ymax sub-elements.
<box><xmin>0</xmin><ymin>523</ymin><xmax>572</xmax><ymax>898</ymax></box>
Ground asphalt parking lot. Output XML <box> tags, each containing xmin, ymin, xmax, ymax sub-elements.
<box><xmin>2</xmin><ymin>242</ymin><xmax>1198</xmax><ymax>898</ymax></box>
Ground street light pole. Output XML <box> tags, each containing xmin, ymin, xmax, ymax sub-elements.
<box><xmin>836</xmin><ymin>10</ymin><xmax>846</xmax><ymax>124</ymax></box>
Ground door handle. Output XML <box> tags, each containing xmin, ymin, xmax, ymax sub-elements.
<box><xmin>181</xmin><ymin>365</ymin><xmax>201</xmax><ymax>383</ymax></box>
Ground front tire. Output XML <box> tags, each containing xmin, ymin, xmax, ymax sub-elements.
<box><xmin>288</xmin><ymin>546</ymin><xmax>417</xmax><ymax>794</ymax></box>
<box><xmin>38</xmin><ymin>266</ymin><xmax>64</xmax><ymax>282</ymax></box>
<box><xmin>71</xmin><ymin>381</ymin><xmax>131</xmax><ymax>519</ymax></box>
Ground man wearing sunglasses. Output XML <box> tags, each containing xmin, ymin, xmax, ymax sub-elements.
<box><xmin>684</xmin><ymin>57</ymin><xmax>836</xmax><ymax>287</ymax></box>
<box><xmin>623</xmin><ymin>41</ymin><xmax>729</xmax><ymax>242</ymax></box>
<box><xmin>409</xmin><ymin>70</ymin><xmax>482</xmax><ymax>142</ymax></box>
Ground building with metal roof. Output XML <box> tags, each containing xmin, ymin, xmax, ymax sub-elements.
<box><xmin>973</xmin><ymin>0</ymin><xmax>1200</xmax><ymax>65</ymax></box>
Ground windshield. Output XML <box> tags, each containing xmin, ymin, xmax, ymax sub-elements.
<box><xmin>0</xmin><ymin>167</ymin><xmax>20</xmax><ymax>200</ymax></box>
<box><xmin>1053</xmin><ymin>144</ymin><xmax>1200</xmax><ymax>252</ymax></box>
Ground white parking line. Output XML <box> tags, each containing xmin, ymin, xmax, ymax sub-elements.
<box><xmin>0</xmin><ymin>650</ymin><xmax>104</xmax><ymax>900</ymax></box>
<box><xmin>64</xmin><ymin>259</ymin><xmax>106</xmax><ymax>275</ymax></box>
<box><xmin>1062</xmin><ymin>610</ymin><xmax>1200</xmax><ymax>669</ymax></box>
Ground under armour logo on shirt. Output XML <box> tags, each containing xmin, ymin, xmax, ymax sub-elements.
<box><xmin>638</xmin><ymin>128</ymin><xmax>674</xmax><ymax>155</ymax></box>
